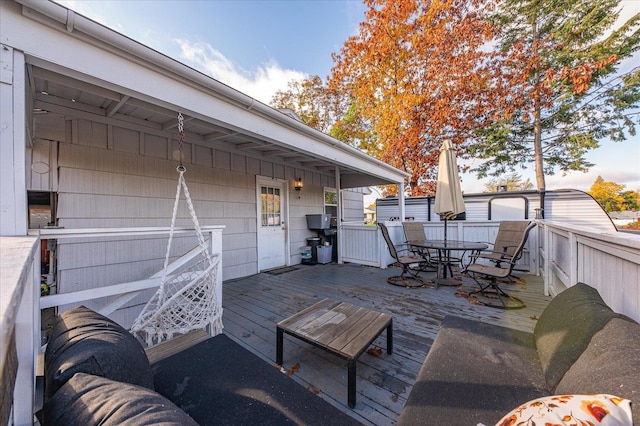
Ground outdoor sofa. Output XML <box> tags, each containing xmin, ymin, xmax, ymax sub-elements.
<box><xmin>398</xmin><ymin>282</ymin><xmax>640</xmax><ymax>425</ymax></box>
<box><xmin>40</xmin><ymin>305</ymin><xmax>361</xmax><ymax>425</ymax></box>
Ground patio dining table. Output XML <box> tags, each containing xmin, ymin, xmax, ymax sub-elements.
<box><xmin>409</xmin><ymin>240</ymin><xmax>488</xmax><ymax>287</ymax></box>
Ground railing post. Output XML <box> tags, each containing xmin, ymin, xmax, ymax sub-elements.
<box><xmin>210</xmin><ymin>229</ymin><xmax>223</xmax><ymax>315</ymax></box>
<box><xmin>543</xmin><ymin>223</ymin><xmax>551</xmax><ymax>296</ymax></box>
<box><xmin>13</xmin><ymin>240</ymin><xmax>39</xmax><ymax>426</ymax></box>
<box><xmin>378</xmin><ymin>227</ymin><xmax>387</xmax><ymax>269</ymax></box>
<box><xmin>569</xmin><ymin>231</ymin><xmax>578</xmax><ymax>286</ymax></box>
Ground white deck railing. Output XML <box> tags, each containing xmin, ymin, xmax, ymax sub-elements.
<box><xmin>537</xmin><ymin>221</ymin><xmax>640</xmax><ymax>322</ymax></box>
<box><xmin>340</xmin><ymin>221</ymin><xmax>538</xmax><ymax>272</ymax></box>
<box><xmin>32</xmin><ymin>226</ymin><xmax>224</xmax><ymax>330</ymax></box>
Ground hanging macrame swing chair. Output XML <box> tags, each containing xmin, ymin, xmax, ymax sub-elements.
<box><xmin>131</xmin><ymin>113</ymin><xmax>223</xmax><ymax>346</ymax></box>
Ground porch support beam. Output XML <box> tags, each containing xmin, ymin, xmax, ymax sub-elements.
<box><xmin>335</xmin><ymin>165</ymin><xmax>343</xmax><ymax>264</ymax></box>
<box><xmin>0</xmin><ymin>45</ymin><xmax>28</xmax><ymax>236</ymax></box>
<box><xmin>398</xmin><ymin>182</ymin><xmax>406</xmax><ymax>222</ymax></box>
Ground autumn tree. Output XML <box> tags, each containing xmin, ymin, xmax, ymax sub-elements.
<box><xmin>621</xmin><ymin>190</ymin><xmax>640</xmax><ymax>211</ymax></box>
<box><xmin>482</xmin><ymin>172</ymin><xmax>534</xmax><ymax>192</ymax></box>
<box><xmin>270</xmin><ymin>75</ymin><xmax>335</xmax><ymax>134</ymax></box>
<box><xmin>329</xmin><ymin>0</ymin><xmax>501</xmax><ymax>195</ymax></box>
<box><xmin>471</xmin><ymin>0</ymin><xmax>640</xmax><ymax>190</ymax></box>
<box><xmin>588</xmin><ymin>176</ymin><xmax>629</xmax><ymax>212</ymax></box>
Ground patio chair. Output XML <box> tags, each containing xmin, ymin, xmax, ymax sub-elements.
<box><xmin>379</xmin><ymin>223</ymin><xmax>428</xmax><ymax>288</ymax></box>
<box><xmin>401</xmin><ymin>222</ymin><xmax>437</xmax><ymax>270</ymax></box>
<box><xmin>477</xmin><ymin>221</ymin><xmax>533</xmax><ymax>270</ymax></box>
<box><xmin>464</xmin><ymin>221</ymin><xmax>536</xmax><ymax>309</ymax></box>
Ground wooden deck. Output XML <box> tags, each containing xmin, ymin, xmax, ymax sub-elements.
<box><xmin>221</xmin><ymin>262</ymin><xmax>551</xmax><ymax>425</ymax></box>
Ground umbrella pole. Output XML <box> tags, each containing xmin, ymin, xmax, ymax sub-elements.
<box><xmin>444</xmin><ymin>218</ymin><xmax>447</xmax><ymax>243</ymax></box>
<box><xmin>444</xmin><ymin>218</ymin><xmax>448</xmax><ymax>278</ymax></box>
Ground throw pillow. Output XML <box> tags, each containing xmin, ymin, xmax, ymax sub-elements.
<box><xmin>43</xmin><ymin>373</ymin><xmax>198</xmax><ymax>425</ymax></box>
<box><xmin>44</xmin><ymin>305</ymin><xmax>154</xmax><ymax>399</ymax></box>
<box><xmin>494</xmin><ymin>394</ymin><xmax>633</xmax><ymax>426</ymax></box>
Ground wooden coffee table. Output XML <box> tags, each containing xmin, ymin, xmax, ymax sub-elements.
<box><xmin>276</xmin><ymin>298</ymin><xmax>393</xmax><ymax>408</ymax></box>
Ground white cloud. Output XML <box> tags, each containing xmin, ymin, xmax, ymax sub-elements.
<box><xmin>175</xmin><ymin>39</ymin><xmax>307</xmax><ymax>105</ymax></box>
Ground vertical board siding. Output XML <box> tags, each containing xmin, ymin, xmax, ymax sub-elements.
<box><xmin>542</xmin><ymin>221</ymin><xmax>640</xmax><ymax>322</ymax></box>
<box><xmin>340</xmin><ymin>225</ymin><xmax>381</xmax><ymax>266</ymax></box>
<box><xmin>343</xmin><ymin>188</ymin><xmax>365</xmax><ymax>223</ymax></box>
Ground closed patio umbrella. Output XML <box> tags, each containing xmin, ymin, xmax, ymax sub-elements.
<box><xmin>434</xmin><ymin>140</ymin><xmax>465</xmax><ymax>243</ymax></box>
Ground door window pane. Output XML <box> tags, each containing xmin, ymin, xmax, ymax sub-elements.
<box><xmin>261</xmin><ymin>186</ymin><xmax>281</xmax><ymax>226</ymax></box>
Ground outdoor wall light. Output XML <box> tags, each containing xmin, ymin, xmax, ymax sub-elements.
<box><xmin>294</xmin><ymin>177</ymin><xmax>304</xmax><ymax>192</ymax></box>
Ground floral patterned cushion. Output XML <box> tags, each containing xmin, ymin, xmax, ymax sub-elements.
<box><xmin>494</xmin><ymin>394</ymin><xmax>633</xmax><ymax>426</ymax></box>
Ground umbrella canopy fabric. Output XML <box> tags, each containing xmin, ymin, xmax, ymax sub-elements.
<box><xmin>435</xmin><ymin>140</ymin><xmax>465</xmax><ymax>220</ymax></box>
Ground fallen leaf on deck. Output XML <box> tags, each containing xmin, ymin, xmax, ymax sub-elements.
<box><xmin>287</xmin><ymin>363</ymin><xmax>300</xmax><ymax>376</ymax></box>
<box><xmin>530</xmin><ymin>315</ymin><xmax>538</xmax><ymax>320</ymax></box>
<box><xmin>468</xmin><ymin>296</ymin><xmax>482</xmax><ymax>305</ymax></box>
<box><xmin>367</xmin><ymin>347</ymin><xmax>383</xmax><ymax>357</ymax></box>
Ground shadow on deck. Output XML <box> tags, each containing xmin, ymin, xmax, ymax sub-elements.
<box><xmin>221</xmin><ymin>262</ymin><xmax>550</xmax><ymax>425</ymax></box>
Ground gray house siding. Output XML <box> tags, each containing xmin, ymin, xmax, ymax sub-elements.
<box><xmin>31</xmin><ymin>113</ymin><xmax>343</xmax><ymax>322</ymax></box>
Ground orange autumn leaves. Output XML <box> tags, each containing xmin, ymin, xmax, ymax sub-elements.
<box><xmin>330</xmin><ymin>0</ymin><xmax>501</xmax><ymax>195</ymax></box>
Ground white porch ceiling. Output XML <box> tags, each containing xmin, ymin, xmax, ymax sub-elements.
<box><xmin>28</xmin><ymin>63</ymin><xmax>401</xmax><ymax>189</ymax></box>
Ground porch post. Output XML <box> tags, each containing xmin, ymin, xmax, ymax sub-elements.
<box><xmin>398</xmin><ymin>182</ymin><xmax>406</xmax><ymax>222</ymax></box>
<box><xmin>335</xmin><ymin>166</ymin><xmax>343</xmax><ymax>264</ymax></box>
<box><xmin>0</xmin><ymin>46</ymin><xmax>28</xmax><ymax>236</ymax></box>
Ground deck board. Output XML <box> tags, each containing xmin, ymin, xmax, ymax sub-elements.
<box><xmin>221</xmin><ymin>263</ymin><xmax>550</xmax><ymax>425</ymax></box>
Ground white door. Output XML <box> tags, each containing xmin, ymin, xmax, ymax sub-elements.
<box><xmin>257</xmin><ymin>179</ymin><xmax>287</xmax><ymax>270</ymax></box>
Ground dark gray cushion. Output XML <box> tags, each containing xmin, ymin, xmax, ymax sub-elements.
<box><xmin>534</xmin><ymin>283</ymin><xmax>617</xmax><ymax>391</ymax></box>
<box><xmin>398</xmin><ymin>316</ymin><xmax>548</xmax><ymax>426</ymax></box>
<box><xmin>44</xmin><ymin>306</ymin><xmax>153</xmax><ymax>400</ymax></box>
<box><xmin>43</xmin><ymin>373</ymin><xmax>198</xmax><ymax>426</ymax></box>
<box><xmin>555</xmin><ymin>316</ymin><xmax>640</xmax><ymax>425</ymax></box>
<box><xmin>152</xmin><ymin>333</ymin><xmax>362</xmax><ymax>426</ymax></box>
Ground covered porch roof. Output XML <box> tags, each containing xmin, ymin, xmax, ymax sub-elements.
<box><xmin>5</xmin><ymin>0</ymin><xmax>409</xmax><ymax>189</ymax></box>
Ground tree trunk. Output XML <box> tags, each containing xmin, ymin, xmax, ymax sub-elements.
<box><xmin>531</xmin><ymin>18</ymin><xmax>546</xmax><ymax>190</ymax></box>
<box><xmin>533</xmin><ymin>109</ymin><xmax>545</xmax><ymax>190</ymax></box>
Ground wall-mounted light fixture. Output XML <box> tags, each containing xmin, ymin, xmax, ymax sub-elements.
<box><xmin>294</xmin><ymin>177</ymin><xmax>303</xmax><ymax>198</ymax></box>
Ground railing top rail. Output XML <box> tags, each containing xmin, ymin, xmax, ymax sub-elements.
<box><xmin>538</xmin><ymin>220</ymin><xmax>640</xmax><ymax>249</ymax></box>
<box><xmin>28</xmin><ymin>226</ymin><xmax>225</xmax><ymax>239</ymax></box>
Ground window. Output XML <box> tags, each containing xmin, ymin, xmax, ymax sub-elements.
<box><xmin>260</xmin><ymin>186</ymin><xmax>281</xmax><ymax>226</ymax></box>
<box><xmin>324</xmin><ymin>188</ymin><xmax>337</xmax><ymax>218</ymax></box>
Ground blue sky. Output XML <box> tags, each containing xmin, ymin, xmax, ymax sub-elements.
<box><xmin>57</xmin><ymin>0</ymin><xmax>639</xmax><ymax>195</ymax></box>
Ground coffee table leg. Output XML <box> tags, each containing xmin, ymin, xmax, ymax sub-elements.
<box><xmin>387</xmin><ymin>320</ymin><xmax>393</xmax><ymax>355</ymax></box>
<box><xmin>348</xmin><ymin>359</ymin><xmax>357</xmax><ymax>408</ymax></box>
<box><xmin>276</xmin><ymin>327</ymin><xmax>284</xmax><ymax>365</ymax></box>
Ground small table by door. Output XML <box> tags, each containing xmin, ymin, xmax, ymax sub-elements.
<box><xmin>276</xmin><ymin>298</ymin><xmax>393</xmax><ymax>408</ymax></box>
<box><xmin>409</xmin><ymin>240</ymin><xmax>488</xmax><ymax>287</ymax></box>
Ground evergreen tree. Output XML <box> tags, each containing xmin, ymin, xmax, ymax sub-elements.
<box><xmin>471</xmin><ymin>0</ymin><xmax>640</xmax><ymax>189</ymax></box>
